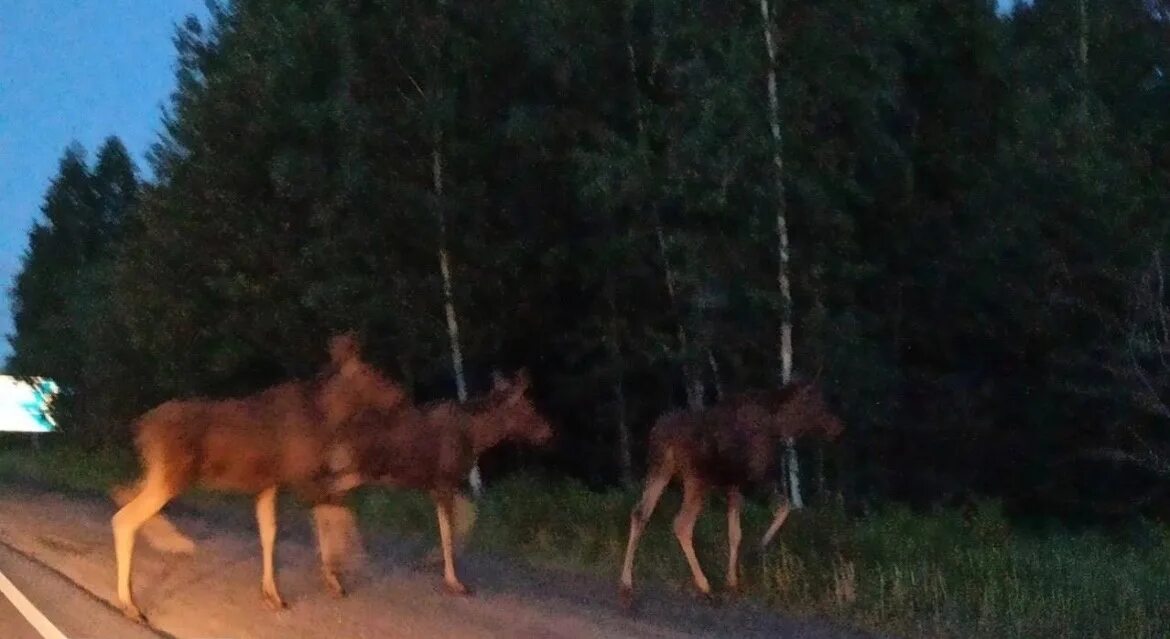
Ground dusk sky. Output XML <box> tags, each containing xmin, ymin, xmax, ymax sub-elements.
<box><xmin>0</xmin><ymin>0</ymin><xmax>1022</xmax><ymax>364</ymax></box>
<box><xmin>0</xmin><ymin>0</ymin><xmax>207</xmax><ymax>360</ymax></box>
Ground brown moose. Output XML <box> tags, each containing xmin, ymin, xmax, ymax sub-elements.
<box><xmin>110</xmin><ymin>333</ymin><xmax>406</xmax><ymax>623</ymax></box>
<box><xmin>617</xmin><ymin>379</ymin><xmax>844</xmax><ymax>608</ymax></box>
<box><xmin>324</xmin><ymin>369</ymin><xmax>553</xmax><ymax>595</ymax></box>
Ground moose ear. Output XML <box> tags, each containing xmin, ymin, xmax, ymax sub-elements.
<box><xmin>515</xmin><ymin>368</ymin><xmax>531</xmax><ymax>390</ymax></box>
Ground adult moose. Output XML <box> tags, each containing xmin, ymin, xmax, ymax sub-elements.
<box><xmin>618</xmin><ymin>378</ymin><xmax>844</xmax><ymax>608</ymax></box>
<box><xmin>110</xmin><ymin>332</ymin><xmax>406</xmax><ymax>623</ymax></box>
<box><xmin>325</xmin><ymin>369</ymin><xmax>553</xmax><ymax>595</ymax></box>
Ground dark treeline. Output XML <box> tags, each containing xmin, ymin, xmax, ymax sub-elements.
<box><xmin>6</xmin><ymin>0</ymin><xmax>1170</xmax><ymax>524</ymax></box>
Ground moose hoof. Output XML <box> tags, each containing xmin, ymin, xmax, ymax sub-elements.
<box><xmin>443</xmin><ymin>579</ymin><xmax>472</xmax><ymax>597</ymax></box>
<box><xmin>725</xmin><ymin>582</ymin><xmax>742</xmax><ymax>598</ymax></box>
<box><xmin>323</xmin><ymin>572</ymin><xmax>347</xmax><ymax>598</ymax></box>
<box><xmin>120</xmin><ymin>602</ymin><xmax>147</xmax><ymax>624</ymax></box>
<box><xmin>262</xmin><ymin>589</ymin><xmax>288</xmax><ymax>611</ymax></box>
<box><xmin>692</xmin><ymin>587</ymin><xmax>718</xmax><ymax>606</ymax></box>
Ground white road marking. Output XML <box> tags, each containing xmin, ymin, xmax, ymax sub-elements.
<box><xmin>0</xmin><ymin>567</ymin><xmax>69</xmax><ymax>639</ymax></box>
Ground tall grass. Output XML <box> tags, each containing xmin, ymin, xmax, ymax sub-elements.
<box><xmin>0</xmin><ymin>440</ymin><xmax>137</xmax><ymax>491</ymax></box>
<box><xmin>2</xmin><ymin>444</ymin><xmax>1167</xmax><ymax>638</ymax></box>
<box><xmin>356</xmin><ymin>475</ymin><xmax>1170</xmax><ymax>639</ymax></box>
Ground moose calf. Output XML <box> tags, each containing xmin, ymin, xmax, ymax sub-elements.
<box><xmin>326</xmin><ymin>369</ymin><xmax>553</xmax><ymax>595</ymax></box>
<box><xmin>618</xmin><ymin>379</ymin><xmax>845</xmax><ymax>608</ymax></box>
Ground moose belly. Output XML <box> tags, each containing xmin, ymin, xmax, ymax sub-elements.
<box><xmin>701</xmin><ymin>460</ymin><xmax>766</xmax><ymax>488</ymax></box>
<box><xmin>357</xmin><ymin>427</ymin><xmax>460</xmax><ymax>491</ymax></box>
<box><xmin>696</xmin><ymin>440</ymin><xmax>772</xmax><ymax>488</ymax></box>
<box><xmin>199</xmin><ymin>451</ymin><xmax>281</xmax><ymax>491</ymax></box>
<box><xmin>368</xmin><ymin>461</ymin><xmax>441</xmax><ymax>491</ymax></box>
<box><xmin>198</xmin><ymin>423</ymin><xmax>321</xmax><ymax>492</ymax></box>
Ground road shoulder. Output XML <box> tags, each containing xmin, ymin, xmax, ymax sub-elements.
<box><xmin>0</xmin><ymin>543</ymin><xmax>162</xmax><ymax>639</ymax></box>
<box><xmin>0</xmin><ymin>481</ymin><xmax>879</xmax><ymax>639</ymax></box>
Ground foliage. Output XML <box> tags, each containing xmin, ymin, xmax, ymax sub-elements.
<box><xmin>6</xmin><ymin>0</ymin><xmax>1170</xmax><ymax>517</ymax></box>
<box><xmin>6</xmin><ymin>138</ymin><xmax>141</xmax><ymax>444</ymax></box>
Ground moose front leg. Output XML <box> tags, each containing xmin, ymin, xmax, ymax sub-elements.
<box><xmin>255</xmin><ymin>486</ymin><xmax>287</xmax><ymax>610</ymax></box>
<box><xmin>311</xmin><ymin>499</ymin><xmax>361</xmax><ymax>598</ymax></box>
<box><xmin>726</xmin><ymin>489</ymin><xmax>743</xmax><ymax>593</ymax></box>
<box><xmin>433</xmin><ymin>489</ymin><xmax>471</xmax><ymax>596</ymax></box>
<box><xmin>302</xmin><ymin>448</ymin><xmax>368</xmax><ymax>597</ymax></box>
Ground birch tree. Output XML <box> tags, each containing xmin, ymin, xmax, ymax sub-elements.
<box><xmin>433</xmin><ymin>129</ymin><xmax>482</xmax><ymax>496</ymax></box>
<box><xmin>758</xmin><ymin>0</ymin><xmax>802</xmax><ymax>508</ymax></box>
<box><xmin>420</xmin><ymin>0</ymin><xmax>482</xmax><ymax>497</ymax></box>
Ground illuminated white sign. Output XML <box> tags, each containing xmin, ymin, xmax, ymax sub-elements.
<box><xmin>0</xmin><ymin>375</ymin><xmax>60</xmax><ymax>433</ymax></box>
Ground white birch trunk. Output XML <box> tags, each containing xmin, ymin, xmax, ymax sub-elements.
<box><xmin>759</xmin><ymin>0</ymin><xmax>802</xmax><ymax>509</ymax></box>
<box><xmin>786</xmin><ymin>441</ymin><xmax>803</xmax><ymax>509</ymax></box>
<box><xmin>433</xmin><ymin>134</ymin><xmax>482</xmax><ymax>498</ymax></box>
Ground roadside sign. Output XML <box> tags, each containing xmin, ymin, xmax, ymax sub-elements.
<box><xmin>0</xmin><ymin>376</ymin><xmax>60</xmax><ymax>433</ymax></box>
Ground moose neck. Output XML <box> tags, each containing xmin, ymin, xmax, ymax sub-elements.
<box><xmin>466</xmin><ymin>405</ymin><xmax>509</xmax><ymax>457</ymax></box>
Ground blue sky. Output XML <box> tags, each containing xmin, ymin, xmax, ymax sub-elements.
<box><xmin>0</xmin><ymin>0</ymin><xmax>1023</xmax><ymax>363</ymax></box>
<box><xmin>0</xmin><ymin>0</ymin><xmax>207</xmax><ymax>359</ymax></box>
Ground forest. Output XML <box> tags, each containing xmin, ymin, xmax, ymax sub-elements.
<box><xmin>4</xmin><ymin>1</ymin><xmax>1170</xmax><ymax>635</ymax></box>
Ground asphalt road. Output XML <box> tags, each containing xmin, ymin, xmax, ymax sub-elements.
<box><xmin>0</xmin><ymin>481</ymin><xmax>883</xmax><ymax>639</ymax></box>
<box><xmin>0</xmin><ymin>543</ymin><xmax>161</xmax><ymax>639</ymax></box>
<box><xmin>0</xmin><ymin>588</ymin><xmax>40</xmax><ymax>639</ymax></box>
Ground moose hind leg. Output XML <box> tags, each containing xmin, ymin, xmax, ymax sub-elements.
<box><xmin>256</xmin><ymin>486</ymin><xmax>287</xmax><ymax>610</ymax></box>
<box><xmin>111</xmin><ymin>480</ymin><xmax>196</xmax><ymax>555</ymax></box>
<box><xmin>111</xmin><ymin>470</ymin><xmax>176</xmax><ymax>623</ymax></box>
<box><xmin>618</xmin><ymin>463</ymin><xmax>671</xmax><ymax>607</ymax></box>
<box><xmin>759</xmin><ymin>496</ymin><xmax>792</xmax><ymax>550</ymax></box>
<box><xmin>673</xmin><ymin>476</ymin><xmax>712</xmax><ymax>598</ymax></box>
